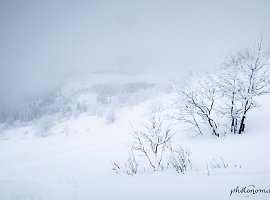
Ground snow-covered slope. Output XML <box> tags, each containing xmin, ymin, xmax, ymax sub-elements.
<box><xmin>0</xmin><ymin>74</ymin><xmax>269</xmax><ymax>200</ymax></box>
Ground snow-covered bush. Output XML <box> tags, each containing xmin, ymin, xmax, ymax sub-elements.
<box><xmin>131</xmin><ymin>104</ymin><xmax>174</xmax><ymax>171</ymax></box>
<box><xmin>111</xmin><ymin>151</ymin><xmax>138</xmax><ymax>175</ymax></box>
<box><xmin>111</xmin><ymin>104</ymin><xmax>189</xmax><ymax>175</ymax></box>
<box><xmin>169</xmin><ymin>147</ymin><xmax>192</xmax><ymax>174</ymax></box>
<box><xmin>105</xmin><ymin>110</ymin><xmax>116</xmax><ymax>124</ymax></box>
<box><xmin>35</xmin><ymin>115</ymin><xmax>56</xmax><ymax>137</ymax></box>
<box><xmin>208</xmin><ymin>157</ymin><xmax>228</xmax><ymax>169</ymax></box>
<box><xmin>205</xmin><ymin>157</ymin><xmax>240</xmax><ymax>176</ymax></box>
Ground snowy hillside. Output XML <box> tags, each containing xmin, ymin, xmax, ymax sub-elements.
<box><xmin>0</xmin><ymin>73</ymin><xmax>170</xmax><ymax>125</ymax></box>
<box><xmin>0</xmin><ymin>73</ymin><xmax>270</xmax><ymax>200</ymax></box>
<box><xmin>2</xmin><ymin>0</ymin><xmax>270</xmax><ymax>199</ymax></box>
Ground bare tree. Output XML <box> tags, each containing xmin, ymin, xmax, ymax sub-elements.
<box><xmin>131</xmin><ymin>104</ymin><xmax>174</xmax><ymax>171</ymax></box>
<box><xmin>215</xmin><ymin>68</ymin><xmax>243</xmax><ymax>134</ymax></box>
<box><xmin>174</xmin><ymin>75</ymin><xmax>220</xmax><ymax>137</ymax></box>
<box><xmin>223</xmin><ymin>38</ymin><xmax>270</xmax><ymax>134</ymax></box>
<box><xmin>174</xmin><ymin>39</ymin><xmax>270</xmax><ymax>136</ymax></box>
<box><xmin>172</xmin><ymin>91</ymin><xmax>203</xmax><ymax>137</ymax></box>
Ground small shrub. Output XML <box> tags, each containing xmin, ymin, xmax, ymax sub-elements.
<box><xmin>111</xmin><ymin>151</ymin><xmax>138</xmax><ymax>175</ymax></box>
<box><xmin>105</xmin><ymin>110</ymin><xmax>116</xmax><ymax>124</ymax></box>
<box><xmin>169</xmin><ymin>147</ymin><xmax>192</xmax><ymax>174</ymax></box>
<box><xmin>209</xmin><ymin>157</ymin><xmax>228</xmax><ymax>169</ymax></box>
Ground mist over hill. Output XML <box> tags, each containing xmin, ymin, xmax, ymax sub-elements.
<box><xmin>1</xmin><ymin>1</ymin><xmax>270</xmax><ymax>200</ymax></box>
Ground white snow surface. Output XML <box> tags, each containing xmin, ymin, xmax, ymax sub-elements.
<box><xmin>0</xmin><ymin>75</ymin><xmax>270</xmax><ymax>200</ymax></box>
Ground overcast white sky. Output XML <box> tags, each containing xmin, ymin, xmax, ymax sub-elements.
<box><xmin>0</xmin><ymin>0</ymin><xmax>270</xmax><ymax>104</ymax></box>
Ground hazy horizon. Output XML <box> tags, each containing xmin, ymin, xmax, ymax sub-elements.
<box><xmin>1</xmin><ymin>0</ymin><xmax>270</xmax><ymax>105</ymax></box>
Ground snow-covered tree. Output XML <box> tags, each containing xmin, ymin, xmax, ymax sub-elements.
<box><xmin>174</xmin><ymin>39</ymin><xmax>270</xmax><ymax>136</ymax></box>
<box><xmin>223</xmin><ymin>38</ymin><xmax>270</xmax><ymax>134</ymax></box>
<box><xmin>215</xmin><ymin>68</ymin><xmax>243</xmax><ymax>134</ymax></box>
<box><xmin>173</xmin><ymin>74</ymin><xmax>220</xmax><ymax>137</ymax></box>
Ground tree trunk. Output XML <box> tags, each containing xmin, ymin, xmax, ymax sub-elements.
<box><xmin>231</xmin><ymin>118</ymin><xmax>238</xmax><ymax>134</ymax></box>
<box><xmin>238</xmin><ymin>99</ymin><xmax>249</xmax><ymax>134</ymax></box>
<box><xmin>230</xmin><ymin>94</ymin><xmax>235</xmax><ymax>133</ymax></box>
<box><xmin>208</xmin><ymin>118</ymin><xmax>219</xmax><ymax>137</ymax></box>
<box><xmin>238</xmin><ymin>114</ymin><xmax>246</xmax><ymax>134</ymax></box>
<box><xmin>234</xmin><ymin>119</ymin><xmax>238</xmax><ymax>134</ymax></box>
<box><xmin>231</xmin><ymin>118</ymin><xmax>234</xmax><ymax>133</ymax></box>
